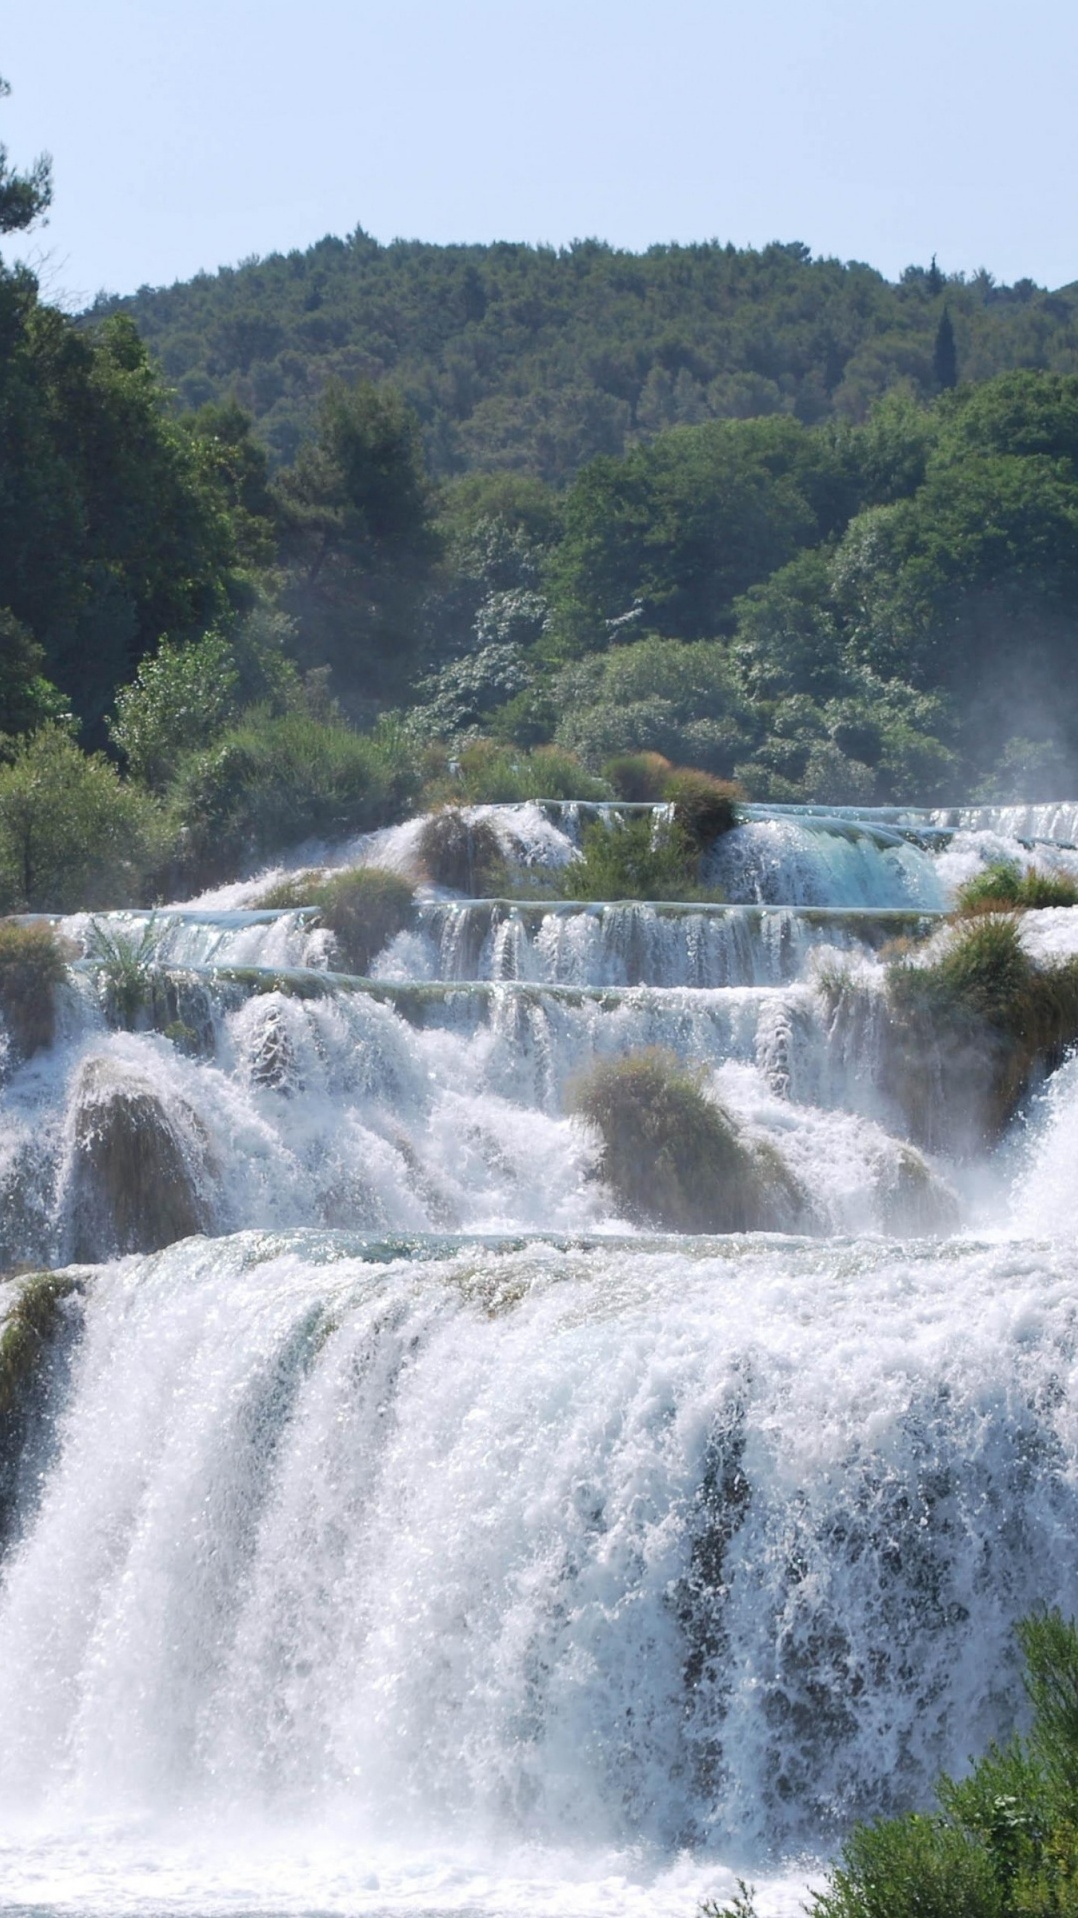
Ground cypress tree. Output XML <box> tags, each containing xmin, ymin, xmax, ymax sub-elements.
<box><xmin>933</xmin><ymin>308</ymin><xmax>958</xmax><ymax>390</ymax></box>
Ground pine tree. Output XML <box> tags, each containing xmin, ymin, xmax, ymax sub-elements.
<box><xmin>927</xmin><ymin>254</ymin><xmax>944</xmax><ymax>298</ymax></box>
<box><xmin>933</xmin><ymin>308</ymin><xmax>958</xmax><ymax>390</ymax></box>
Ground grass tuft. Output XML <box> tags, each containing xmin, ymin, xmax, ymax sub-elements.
<box><xmin>957</xmin><ymin>860</ymin><xmax>1078</xmax><ymax>916</ymax></box>
<box><xmin>416</xmin><ymin>808</ymin><xmax>509</xmax><ymax>896</ymax></box>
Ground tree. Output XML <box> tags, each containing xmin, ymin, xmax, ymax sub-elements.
<box><xmin>0</xmin><ymin>77</ymin><xmax>51</xmax><ymax>235</ymax></box>
<box><xmin>276</xmin><ymin>379</ymin><xmax>437</xmax><ymax>705</ymax></box>
<box><xmin>933</xmin><ymin>308</ymin><xmax>958</xmax><ymax>391</ymax></box>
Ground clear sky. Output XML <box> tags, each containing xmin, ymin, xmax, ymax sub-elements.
<box><xmin>3</xmin><ymin>0</ymin><xmax>1077</xmax><ymax>305</ymax></box>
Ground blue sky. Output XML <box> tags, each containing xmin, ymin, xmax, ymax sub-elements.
<box><xmin>4</xmin><ymin>0</ymin><xmax>1077</xmax><ymax>304</ymax></box>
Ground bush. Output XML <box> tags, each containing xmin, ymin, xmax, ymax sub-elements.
<box><xmin>258</xmin><ymin>865</ymin><xmax>416</xmax><ymax>973</ymax></box>
<box><xmin>419</xmin><ymin>736</ymin><xmax>610</xmax><ymax>806</ymax></box>
<box><xmin>416</xmin><ymin>808</ymin><xmax>509</xmax><ymax>895</ymax></box>
<box><xmin>663</xmin><ymin>767</ymin><xmax>741</xmax><ymax>849</ymax></box>
<box><xmin>602</xmin><ymin>752</ymin><xmax>674</xmax><ymax>801</ymax></box>
<box><xmin>0</xmin><ymin>726</ymin><xmax>166</xmax><ymax>912</ymax></box>
<box><xmin>957</xmin><ymin>861</ymin><xmax>1078</xmax><ymax>915</ymax></box>
<box><xmin>882</xmin><ymin>915</ymin><xmax>1078</xmax><ymax>1143</ymax></box>
<box><xmin>570</xmin><ymin>1049</ymin><xmax>805</xmax><ymax>1232</ymax></box>
<box><xmin>0</xmin><ymin>921</ymin><xmax>68</xmax><ymax>1058</ymax></box>
<box><xmin>169</xmin><ymin>711</ymin><xmax>419</xmax><ymax>885</ymax></box>
<box><xmin>563</xmin><ymin>812</ymin><xmax>723</xmax><ymax>902</ymax></box>
<box><xmin>704</xmin><ymin>1611</ymin><xmax>1078</xmax><ymax>1918</ymax></box>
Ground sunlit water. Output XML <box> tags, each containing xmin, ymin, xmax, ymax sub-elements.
<box><xmin>4</xmin><ymin>801</ymin><xmax>1078</xmax><ymax>1916</ymax></box>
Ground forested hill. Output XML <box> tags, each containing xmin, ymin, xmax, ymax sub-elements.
<box><xmin>94</xmin><ymin>234</ymin><xmax>1078</xmax><ymax>481</ymax></box>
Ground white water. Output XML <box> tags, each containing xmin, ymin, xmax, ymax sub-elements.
<box><xmin>4</xmin><ymin>799</ymin><xmax>1078</xmax><ymax>1916</ymax></box>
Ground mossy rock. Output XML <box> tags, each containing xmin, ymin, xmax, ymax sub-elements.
<box><xmin>68</xmin><ymin>1058</ymin><xmax>214</xmax><ymax>1259</ymax></box>
<box><xmin>876</xmin><ymin>1145</ymin><xmax>961</xmax><ymax>1235</ymax></box>
<box><xmin>570</xmin><ymin>1048</ymin><xmax>808</xmax><ymax>1233</ymax></box>
<box><xmin>0</xmin><ymin>1270</ymin><xmax>84</xmax><ymax>1544</ymax></box>
<box><xmin>0</xmin><ymin>920</ymin><xmax>69</xmax><ymax>1061</ymax></box>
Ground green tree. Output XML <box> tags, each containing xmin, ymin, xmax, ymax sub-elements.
<box><xmin>276</xmin><ymin>379</ymin><xmax>437</xmax><ymax>705</ymax></box>
<box><xmin>0</xmin><ymin>725</ymin><xmax>165</xmax><ymax>911</ymax></box>
<box><xmin>933</xmin><ymin>308</ymin><xmax>958</xmax><ymax>391</ymax></box>
<box><xmin>0</xmin><ymin>77</ymin><xmax>51</xmax><ymax>235</ymax></box>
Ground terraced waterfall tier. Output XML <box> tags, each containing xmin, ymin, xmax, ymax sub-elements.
<box><xmin>4</xmin><ymin>799</ymin><xmax>1078</xmax><ymax>1916</ymax></box>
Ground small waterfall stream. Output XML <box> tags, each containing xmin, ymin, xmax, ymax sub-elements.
<box><xmin>4</xmin><ymin>800</ymin><xmax>1078</xmax><ymax>1916</ymax></box>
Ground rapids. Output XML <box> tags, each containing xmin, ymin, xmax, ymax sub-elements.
<box><xmin>3</xmin><ymin>799</ymin><xmax>1078</xmax><ymax>1917</ymax></box>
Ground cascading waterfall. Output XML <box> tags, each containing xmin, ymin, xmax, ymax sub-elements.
<box><xmin>4</xmin><ymin>799</ymin><xmax>1078</xmax><ymax>1917</ymax></box>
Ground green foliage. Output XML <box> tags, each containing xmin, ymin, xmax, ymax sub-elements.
<box><xmin>108</xmin><ymin>603</ymin><xmax>301</xmax><ymax>789</ymax></box>
<box><xmin>0</xmin><ymin>726</ymin><xmax>165</xmax><ymax>912</ymax></box>
<box><xmin>100</xmin><ymin>234</ymin><xmax>1078</xmax><ymax>484</ymax></box>
<box><xmin>735</xmin><ymin>1611</ymin><xmax>1078</xmax><ymax>1918</ymax></box>
<box><xmin>601</xmin><ymin>752</ymin><xmax>675</xmax><ymax>800</ymax></box>
<box><xmin>957</xmin><ymin>862</ymin><xmax>1078</xmax><ymax>915</ymax></box>
<box><xmin>663</xmin><ymin>768</ymin><xmax>740</xmax><ymax>848</ymax></box>
<box><xmin>415</xmin><ymin>808</ymin><xmax>508</xmax><ymax>896</ymax></box>
<box><xmin>276</xmin><ymin>378</ymin><xmax>436</xmax><ymax>706</ymax></box>
<box><xmin>419</xmin><ymin>738</ymin><xmax>609</xmax><ymax>806</ymax></box>
<box><xmin>257</xmin><ymin>865</ymin><xmax>415</xmax><ymax>974</ymax></box>
<box><xmin>562</xmin><ymin>812</ymin><xmax>714</xmax><ymax>902</ymax></box>
<box><xmin>0</xmin><ymin>920</ymin><xmax>67</xmax><ymax>1057</ymax></box>
<box><xmin>884</xmin><ymin>915</ymin><xmax>1078</xmax><ymax>1140</ymax></box>
<box><xmin>0</xmin><ymin>77</ymin><xmax>51</xmax><ymax>235</ymax></box>
<box><xmin>570</xmin><ymin>1048</ymin><xmax>804</xmax><ymax>1232</ymax></box>
<box><xmin>0</xmin><ymin>287</ymin><xmax>245</xmax><ymax>733</ymax></box>
<box><xmin>169</xmin><ymin>710</ymin><xmax>418</xmax><ymax>886</ymax></box>
<box><xmin>0</xmin><ymin>609</ymin><xmax>67</xmax><ymax>741</ymax></box>
<box><xmin>83</xmin><ymin>918</ymin><xmax>165</xmax><ymax>1029</ymax></box>
<box><xmin>809</xmin><ymin>1814</ymin><xmax>1003</xmax><ymax>1918</ymax></box>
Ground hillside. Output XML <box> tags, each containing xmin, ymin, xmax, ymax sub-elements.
<box><xmin>95</xmin><ymin>233</ymin><xmax>1078</xmax><ymax>481</ymax></box>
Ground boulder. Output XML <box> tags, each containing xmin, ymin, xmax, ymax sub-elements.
<box><xmin>67</xmin><ymin>1058</ymin><xmax>213</xmax><ymax>1260</ymax></box>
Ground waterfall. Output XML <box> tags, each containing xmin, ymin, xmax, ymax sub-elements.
<box><xmin>4</xmin><ymin>798</ymin><xmax>1078</xmax><ymax>1916</ymax></box>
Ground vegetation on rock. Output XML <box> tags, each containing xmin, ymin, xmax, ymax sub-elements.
<box><xmin>956</xmin><ymin>860</ymin><xmax>1078</xmax><ymax>915</ymax></box>
<box><xmin>0</xmin><ymin>1269</ymin><xmax>81</xmax><ymax>1543</ymax></box>
<box><xmin>258</xmin><ymin>865</ymin><xmax>416</xmax><ymax>973</ymax></box>
<box><xmin>562</xmin><ymin>810</ymin><xmax>726</xmax><ymax>902</ymax></box>
<box><xmin>0</xmin><ymin>920</ymin><xmax>68</xmax><ymax>1057</ymax></box>
<box><xmin>570</xmin><ymin>1048</ymin><xmax>806</xmax><ymax>1233</ymax></box>
<box><xmin>415</xmin><ymin>808</ymin><xmax>509</xmax><ymax>896</ymax></box>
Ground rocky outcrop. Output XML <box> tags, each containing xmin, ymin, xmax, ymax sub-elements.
<box><xmin>67</xmin><ymin>1058</ymin><xmax>214</xmax><ymax>1260</ymax></box>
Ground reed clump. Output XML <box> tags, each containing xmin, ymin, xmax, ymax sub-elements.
<box><xmin>956</xmin><ymin>860</ymin><xmax>1078</xmax><ymax>916</ymax></box>
<box><xmin>601</xmin><ymin>752</ymin><xmax>675</xmax><ymax>801</ymax></box>
<box><xmin>0</xmin><ymin>920</ymin><xmax>69</xmax><ymax>1059</ymax></box>
<box><xmin>258</xmin><ymin>865</ymin><xmax>416</xmax><ymax>974</ymax></box>
<box><xmin>570</xmin><ymin>1048</ymin><xmax>806</xmax><ymax>1233</ymax></box>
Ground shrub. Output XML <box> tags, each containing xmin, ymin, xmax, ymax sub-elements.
<box><xmin>663</xmin><ymin>767</ymin><xmax>741</xmax><ymax>849</ymax></box>
<box><xmin>419</xmin><ymin>736</ymin><xmax>609</xmax><ymax>807</ymax></box>
<box><xmin>957</xmin><ymin>861</ymin><xmax>1078</xmax><ymax>915</ymax></box>
<box><xmin>0</xmin><ymin>921</ymin><xmax>68</xmax><ymax>1058</ymax></box>
<box><xmin>258</xmin><ymin>865</ymin><xmax>416</xmax><ymax>973</ymax></box>
<box><xmin>570</xmin><ymin>1049</ymin><xmax>805</xmax><ymax>1233</ymax></box>
<box><xmin>416</xmin><ymin>808</ymin><xmax>509</xmax><ymax>896</ymax></box>
<box><xmin>882</xmin><ymin>915</ymin><xmax>1078</xmax><ymax>1144</ymax></box>
<box><xmin>703</xmin><ymin>1611</ymin><xmax>1078</xmax><ymax>1918</ymax></box>
<box><xmin>0</xmin><ymin>726</ymin><xmax>166</xmax><ymax>912</ymax></box>
<box><xmin>602</xmin><ymin>752</ymin><xmax>674</xmax><ymax>801</ymax></box>
<box><xmin>563</xmin><ymin>812</ymin><xmax>723</xmax><ymax>902</ymax></box>
<box><xmin>169</xmin><ymin>710</ymin><xmax>419</xmax><ymax>885</ymax></box>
